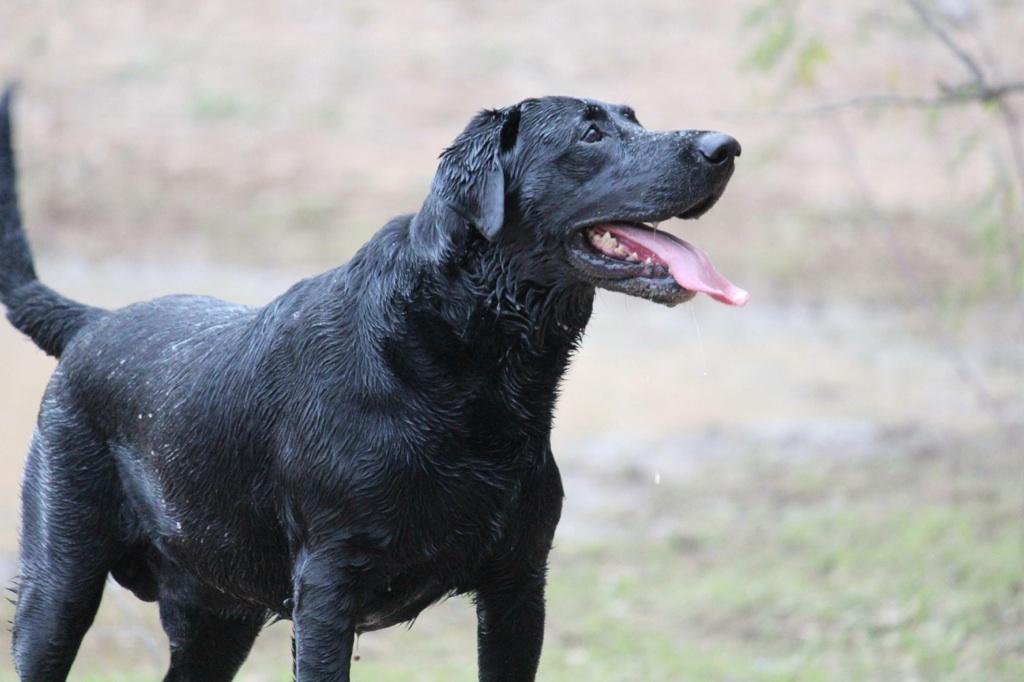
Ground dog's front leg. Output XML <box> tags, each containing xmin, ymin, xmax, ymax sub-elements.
<box><xmin>475</xmin><ymin>564</ymin><xmax>548</xmax><ymax>682</ymax></box>
<box><xmin>291</xmin><ymin>546</ymin><xmax>358</xmax><ymax>681</ymax></box>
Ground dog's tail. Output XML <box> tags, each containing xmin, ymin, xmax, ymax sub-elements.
<box><xmin>1</xmin><ymin>85</ymin><xmax>104</xmax><ymax>357</ymax></box>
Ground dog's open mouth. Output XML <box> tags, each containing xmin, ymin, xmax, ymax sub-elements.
<box><xmin>567</xmin><ymin>221</ymin><xmax>749</xmax><ymax>307</ymax></box>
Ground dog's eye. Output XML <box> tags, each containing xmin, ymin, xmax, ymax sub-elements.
<box><xmin>581</xmin><ymin>125</ymin><xmax>603</xmax><ymax>143</ymax></box>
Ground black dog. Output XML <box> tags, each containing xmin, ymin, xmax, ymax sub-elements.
<box><xmin>0</xmin><ymin>87</ymin><xmax>745</xmax><ymax>681</ymax></box>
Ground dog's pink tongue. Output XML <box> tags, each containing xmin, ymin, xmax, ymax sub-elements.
<box><xmin>605</xmin><ymin>224</ymin><xmax>750</xmax><ymax>306</ymax></box>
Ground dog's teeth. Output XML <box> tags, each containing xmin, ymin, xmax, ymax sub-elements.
<box><xmin>644</xmin><ymin>256</ymin><xmax>653</xmax><ymax>265</ymax></box>
<box><xmin>652</xmin><ymin>222</ymin><xmax>661</xmax><ymax>230</ymax></box>
<box><xmin>627</xmin><ymin>252</ymin><xmax>639</xmax><ymax>262</ymax></box>
<box><xmin>589</xmin><ymin>230</ymin><xmax>620</xmax><ymax>252</ymax></box>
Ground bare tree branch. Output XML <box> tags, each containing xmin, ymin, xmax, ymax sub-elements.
<box><xmin>905</xmin><ymin>0</ymin><xmax>988</xmax><ymax>85</ymax></box>
<box><xmin>736</xmin><ymin>2</ymin><xmax>1022</xmax><ymax>121</ymax></box>
<box><xmin>731</xmin><ymin>1</ymin><xmax>1024</xmax><ymax>430</ymax></box>
<box><xmin>902</xmin><ymin>0</ymin><xmax>1024</xmax><ymax>188</ymax></box>
<box><xmin>725</xmin><ymin>81</ymin><xmax>1024</xmax><ymax>119</ymax></box>
<box><xmin>902</xmin><ymin>1</ymin><xmax>1024</xmax><ymax>196</ymax></box>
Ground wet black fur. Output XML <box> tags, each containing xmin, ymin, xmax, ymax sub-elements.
<box><xmin>0</xmin><ymin>87</ymin><xmax>737</xmax><ymax>681</ymax></box>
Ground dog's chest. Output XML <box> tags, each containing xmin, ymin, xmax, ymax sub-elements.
<box><xmin>353</xmin><ymin>463</ymin><xmax>535</xmax><ymax>631</ymax></box>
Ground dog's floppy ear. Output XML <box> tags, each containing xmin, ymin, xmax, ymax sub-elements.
<box><xmin>435</xmin><ymin>105</ymin><xmax>520</xmax><ymax>241</ymax></box>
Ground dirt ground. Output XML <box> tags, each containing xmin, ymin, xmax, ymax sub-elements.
<box><xmin>0</xmin><ymin>1</ymin><xmax>1022</xmax><ymax>680</ymax></box>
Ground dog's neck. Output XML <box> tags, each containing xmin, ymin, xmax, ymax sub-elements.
<box><xmin>409</xmin><ymin>201</ymin><xmax>595</xmax><ymax>356</ymax></box>
<box><xmin>393</xmin><ymin>213</ymin><xmax>594</xmax><ymax>437</ymax></box>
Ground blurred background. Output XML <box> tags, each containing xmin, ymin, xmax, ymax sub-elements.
<box><xmin>0</xmin><ymin>1</ymin><xmax>1021</xmax><ymax>680</ymax></box>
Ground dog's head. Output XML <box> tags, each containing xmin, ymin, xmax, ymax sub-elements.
<box><xmin>419</xmin><ymin>96</ymin><xmax>747</xmax><ymax>307</ymax></box>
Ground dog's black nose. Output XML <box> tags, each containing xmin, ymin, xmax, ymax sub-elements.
<box><xmin>696</xmin><ymin>132</ymin><xmax>741</xmax><ymax>164</ymax></box>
